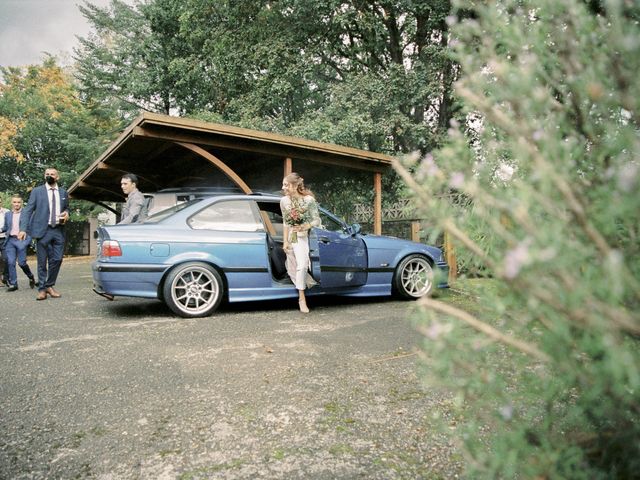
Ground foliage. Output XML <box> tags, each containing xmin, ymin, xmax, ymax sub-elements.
<box><xmin>73</xmin><ymin>0</ymin><xmax>459</xmax><ymax>216</ymax></box>
<box><xmin>0</xmin><ymin>58</ymin><xmax>122</xmax><ymax>217</ymax></box>
<box><xmin>75</xmin><ymin>0</ymin><xmax>191</xmax><ymax>116</ymax></box>
<box><xmin>395</xmin><ymin>0</ymin><xmax>640</xmax><ymax>477</ymax></box>
<box><xmin>75</xmin><ymin>0</ymin><xmax>456</xmax><ymax>153</ymax></box>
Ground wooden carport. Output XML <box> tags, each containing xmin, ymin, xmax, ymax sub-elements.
<box><xmin>69</xmin><ymin>112</ymin><xmax>393</xmax><ymax>234</ymax></box>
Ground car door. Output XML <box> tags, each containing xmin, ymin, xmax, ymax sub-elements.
<box><xmin>185</xmin><ymin>199</ymin><xmax>271</xmax><ymax>287</ymax></box>
<box><xmin>309</xmin><ymin>210</ymin><xmax>367</xmax><ymax>289</ymax></box>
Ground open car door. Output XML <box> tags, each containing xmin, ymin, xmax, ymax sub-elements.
<box><xmin>309</xmin><ymin>214</ymin><xmax>367</xmax><ymax>289</ymax></box>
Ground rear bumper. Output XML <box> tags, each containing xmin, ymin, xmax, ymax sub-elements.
<box><xmin>92</xmin><ymin>261</ymin><xmax>167</xmax><ymax>298</ymax></box>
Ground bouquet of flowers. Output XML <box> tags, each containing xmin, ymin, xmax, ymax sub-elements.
<box><xmin>284</xmin><ymin>198</ymin><xmax>311</xmax><ymax>243</ymax></box>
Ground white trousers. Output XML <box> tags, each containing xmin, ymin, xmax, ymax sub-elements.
<box><xmin>285</xmin><ymin>231</ymin><xmax>315</xmax><ymax>290</ymax></box>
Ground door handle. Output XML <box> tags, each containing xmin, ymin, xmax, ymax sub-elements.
<box><xmin>319</xmin><ymin>236</ymin><xmax>330</xmax><ymax>244</ymax></box>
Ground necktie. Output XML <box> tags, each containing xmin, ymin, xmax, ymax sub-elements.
<box><xmin>49</xmin><ymin>188</ymin><xmax>56</xmax><ymax>227</ymax></box>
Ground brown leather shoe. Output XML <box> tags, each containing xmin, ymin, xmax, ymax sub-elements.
<box><xmin>46</xmin><ymin>287</ymin><xmax>61</xmax><ymax>298</ymax></box>
<box><xmin>37</xmin><ymin>290</ymin><xmax>47</xmax><ymax>301</ymax></box>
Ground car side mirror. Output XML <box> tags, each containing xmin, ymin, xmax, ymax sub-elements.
<box><xmin>350</xmin><ymin>223</ymin><xmax>362</xmax><ymax>236</ymax></box>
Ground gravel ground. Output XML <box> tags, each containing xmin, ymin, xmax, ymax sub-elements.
<box><xmin>0</xmin><ymin>257</ymin><xmax>461</xmax><ymax>479</ymax></box>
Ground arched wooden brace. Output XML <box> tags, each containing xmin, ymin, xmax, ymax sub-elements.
<box><xmin>175</xmin><ymin>142</ymin><xmax>253</xmax><ymax>194</ymax></box>
<box><xmin>174</xmin><ymin>141</ymin><xmax>276</xmax><ymax>236</ymax></box>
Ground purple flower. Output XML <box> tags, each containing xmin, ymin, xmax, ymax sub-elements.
<box><xmin>449</xmin><ymin>172</ymin><xmax>465</xmax><ymax>189</ymax></box>
<box><xmin>618</xmin><ymin>162</ymin><xmax>638</xmax><ymax>193</ymax></box>
<box><xmin>499</xmin><ymin>404</ymin><xmax>514</xmax><ymax>421</ymax></box>
<box><xmin>503</xmin><ymin>239</ymin><xmax>532</xmax><ymax>279</ymax></box>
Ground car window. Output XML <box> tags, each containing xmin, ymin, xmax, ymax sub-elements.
<box><xmin>257</xmin><ymin>201</ymin><xmax>285</xmax><ymax>239</ymax></box>
<box><xmin>144</xmin><ymin>199</ymin><xmax>202</xmax><ymax>223</ymax></box>
<box><xmin>319</xmin><ymin>210</ymin><xmax>345</xmax><ymax>233</ymax></box>
<box><xmin>188</xmin><ymin>200</ymin><xmax>263</xmax><ymax>232</ymax></box>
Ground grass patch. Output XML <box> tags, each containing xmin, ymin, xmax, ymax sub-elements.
<box><xmin>89</xmin><ymin>425</ymin><xmax>107</xmax><ymax>436</ymax></box>
<box><xmin>321</xmin><ymin>401</ymin><xmax>357</xmax><ymax>433</ymax></box>
<box><xmin>235</xmin><ymin>403</ymin><xmax>257</xmax><ymax>422</ymax></box>
<box><xmin>272</xmin><ymin>448</ymin><xmax>286</xmax><ymax>460</ymax></box>
<box><xmin>328</xmin><ymin>443</ymin><xmax>355</xmax><ymax>456</ymax></box>
<box><xmin>159</xmin><ymin>448</ymin><xmax>182</xmax><ymax>458</ymax></box>
<box><xmin>178</xmin><ymin>458</ymin><xmax>246</xmax><ymax>479</ymax></box>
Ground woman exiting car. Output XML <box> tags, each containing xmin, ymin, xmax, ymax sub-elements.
<box><xmin>280</xmin><ymin>172</ymin><xmax>321</xmax><ymax>313</ymax></box>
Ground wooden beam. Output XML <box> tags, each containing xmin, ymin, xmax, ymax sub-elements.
<box><xmin>77</xmin><ymin>181</ymin><xmax>123</xmax><ymax>199</ymax></box>
<box><xmin>443</xmin><ymin>231</ymin><xmax>458</xmax><ymax>282</ymax></box>
<box><xmin>174</xmin><ymin>141</ymin><xmax>276</xmax><ymax>236</ymax></box>
<box><xmin>373</xmin><ymin>172</ymin><xmax>382</xmax><ymax>235</ymax></box>
<box><xmin>411</xmin><ymin>221</ymin><xmax>421</xmax><ymax>242</ymax></box>
<box><xmin>138</xmin><ymin>112</ymin><xmax>394</xmax><ymax>165</ymax></box>
<box><xmin>174</xmin><ymin>141</ymin><xmax>253</xmax><ymax>194</ymax></box>
<box><xmin>133</xmin><ymin>126</ymin><xmax>388</xmax><ymax>173</ymax></box>
<box><xmin>95</xmin><ymin>163</ymin><xmax>160</xmax><ymax>189</ymax></box>
<box><xmin>284</xmin><ymin>157</ymin><xmax>292</xmax><ymax>177</ymax></box>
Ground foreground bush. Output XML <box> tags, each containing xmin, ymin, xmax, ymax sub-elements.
<box><xmin>395</xmin><ymin>0</ymin><xmax>640</xmax><ymax>477</ymax></box>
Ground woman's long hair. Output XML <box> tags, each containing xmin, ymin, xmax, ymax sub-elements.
<box><xmin>285</xmin><ymin>172</ymin><xmax>314</xmax><ymax>198</ymax></box>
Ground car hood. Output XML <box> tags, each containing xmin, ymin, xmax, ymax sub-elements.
<box><xmin>362</xmin><ymin>234</ymin><xmax>443</xmax><ymax>258</ymax></box>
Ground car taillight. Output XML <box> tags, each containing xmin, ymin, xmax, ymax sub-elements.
<box><xmin>101</xmin><ymin>240</ymin><xmax>122</xmax><ymax>257</ymax></box>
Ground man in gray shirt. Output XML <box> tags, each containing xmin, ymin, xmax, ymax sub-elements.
<box><xmin>118</xmin><ymin>173</ymin><xmax>147</xmax><ymax>224</ymax></box>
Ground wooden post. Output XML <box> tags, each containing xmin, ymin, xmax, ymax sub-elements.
<box><xmin>443</xmin><ymin>231</ymin><xmax>458</xmax><ymax>282</ymax></box>
<box><xmin>411</xmin><ymin>221</ymin><xmax>421</xmax><ymax>242</ymax></box>
<box><xmin>373</xmin><ymin>172</ymin><xmax>382</xmax><ymax>235</ymax></box>
<box><xmin>284</xmin><ymin>157</ymin><xmax>292</xmax><ymax>177</ymax></box>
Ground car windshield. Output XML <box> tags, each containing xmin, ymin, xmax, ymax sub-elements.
<box><xmin>144</xmin><ymin>198</ymin><xmax>203</xmax><ymax>223</ymax></box>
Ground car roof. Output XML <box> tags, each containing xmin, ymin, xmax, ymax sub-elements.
<box><xmin>186</xmin><ymin>193</ymin><xmax>282</xmax><ymax>204</ymax></box>
<box><xmin>147</xmin><ymin>187</ymin><xmax>281</xmax><ymax>198</ymax></box>
<box><xmin>152</xmin><ymin>186</ymin><xmax>242</xmax><ymax>195</ymax></box>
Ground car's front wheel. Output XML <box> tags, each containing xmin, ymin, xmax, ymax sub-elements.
<box><xmin>393</xmin><ymin>254</ymin><xmax>434</xmax><ymax>299</ymax></box>
<box><xmin>163</xmin><ymin>262</ymin><xmax>224</xmax><ymax>318</ymax></box>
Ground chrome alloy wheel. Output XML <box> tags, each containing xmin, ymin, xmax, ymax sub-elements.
<box><xmin>164</xmin><ymin>263</ymin><xmax>223</xmax><ymax>317</ymax></box>
<box><xmin>396</xmin><ymin>255</ymin><xmax>434</xmax><ymax>299</ymax></box>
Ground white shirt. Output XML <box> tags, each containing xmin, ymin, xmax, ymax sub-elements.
<box><xmin>47</xmin><ymin>185</ymin><xmax>61</xmax><ymax>224</ymax></box>
<box><xmin>10</xmin><ymin>211</ymin><xmax>21</xmax><ymax>236</ymax></box>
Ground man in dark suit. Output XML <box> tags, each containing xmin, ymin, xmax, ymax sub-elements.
<box><xmin>0</xmin><ymin>203</ymin><xmax>8</xmax><ymax>286</ymax></box>
<box><xmin>19</xmin><ymin>168</ymin><xmax>70</xmax><ymax>300</ymax></box>
<box><xmin>2</xmin><ymin>194</ymin><xmax>36</xmax><ymax>291</ymax></box>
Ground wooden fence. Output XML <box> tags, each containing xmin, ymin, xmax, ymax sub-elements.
<box><xmin>353</xmin><ymin>199</ymin><xmax>457</xmax><ymax>281</ymax></box>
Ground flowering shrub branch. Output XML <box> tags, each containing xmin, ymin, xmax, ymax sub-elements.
<box><xmin>397</xmin><ymin>0</ymin><xmax>640</xmax><ymax>477</ymax></box>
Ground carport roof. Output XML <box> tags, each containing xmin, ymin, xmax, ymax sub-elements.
<box><xmin>69</xmin><ymin>112</ymin><xmax>394</xmax><ymax>204</ymax></box>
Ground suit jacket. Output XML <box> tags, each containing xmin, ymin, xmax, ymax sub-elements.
<box><xmin>0</xmin><ymin>207</ymin><xmax>8</xmax><ymax>244</ymax></box>
<box><xmin>2</xmin><ymin>210</ymin><xmax>31</xmax><ymax>247</ymax></box>
<box><xmin>20</xmin><ymin>184</ymin><xmax>69</xmax><ymax>239</ymax></box>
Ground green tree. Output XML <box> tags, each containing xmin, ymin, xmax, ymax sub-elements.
<box><xmin>75</xmin><ymin>0</ymin><xmax>457</xmax><ymax>217</ymax></box>
<box><xmin>0</xmin><ymin>58</ymin><xmax>121</xmax><ymax>213</ymax></box>
<box><xmin>76</xmin><ymin>0</ymin><xmax>457</xmax><ymax>153</ymax></box>
<box><xmin>75</xmin><ymin>0</ymin><xmax>190</xmax><ymax>116</ymax></box>
<box><xmin>395</xmin><ymin>0</ymin><xmax>639</xmax><ymax>477</ymax></box>
<box><xmin>184</xmin><ymin>0</ymin><xmax>456</xmax><ymax>153</ymax></box>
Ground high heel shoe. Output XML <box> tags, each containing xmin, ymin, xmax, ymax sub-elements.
<box><xmin>299</xmin><ymin>301</ymin><xmax>309</xmax><ymax>313</ymax></box>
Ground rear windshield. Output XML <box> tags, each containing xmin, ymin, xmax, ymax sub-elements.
<box><xmin>144</xmin><ymin>198</ymin><xmax>203</xmax><ymax>223</ymax></box>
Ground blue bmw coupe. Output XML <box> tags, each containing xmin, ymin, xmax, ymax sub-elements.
<box><xmin>93</xmin><ymin>193</ymin><xmax>449</xmax><ymax>317</ymax></box>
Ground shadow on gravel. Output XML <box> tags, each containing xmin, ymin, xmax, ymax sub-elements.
<box><xmin>225</xmin><ymin>295</ymin><xmax>399</xmax><ymax>313</ymax></box>
<box><xmin>98</xmin><ymin>294</ymin><xmax>401</xmax><ymax>319</ymax></box>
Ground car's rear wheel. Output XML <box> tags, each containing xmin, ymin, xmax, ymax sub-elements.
<box><xmin>163</xmin><ymin>262</ymin><xmax>223</xmax><ymax>318</ymax></box>
<box><xmin>393</xmin><ymin>254</ymin><xmax>434</xmax><ymax>299</ymax></box>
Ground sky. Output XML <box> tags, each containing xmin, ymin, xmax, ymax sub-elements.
<box><xmin>0</xmin><ymin>0</ymin><xmax>115</xmax><ymax>67</ymax></box>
